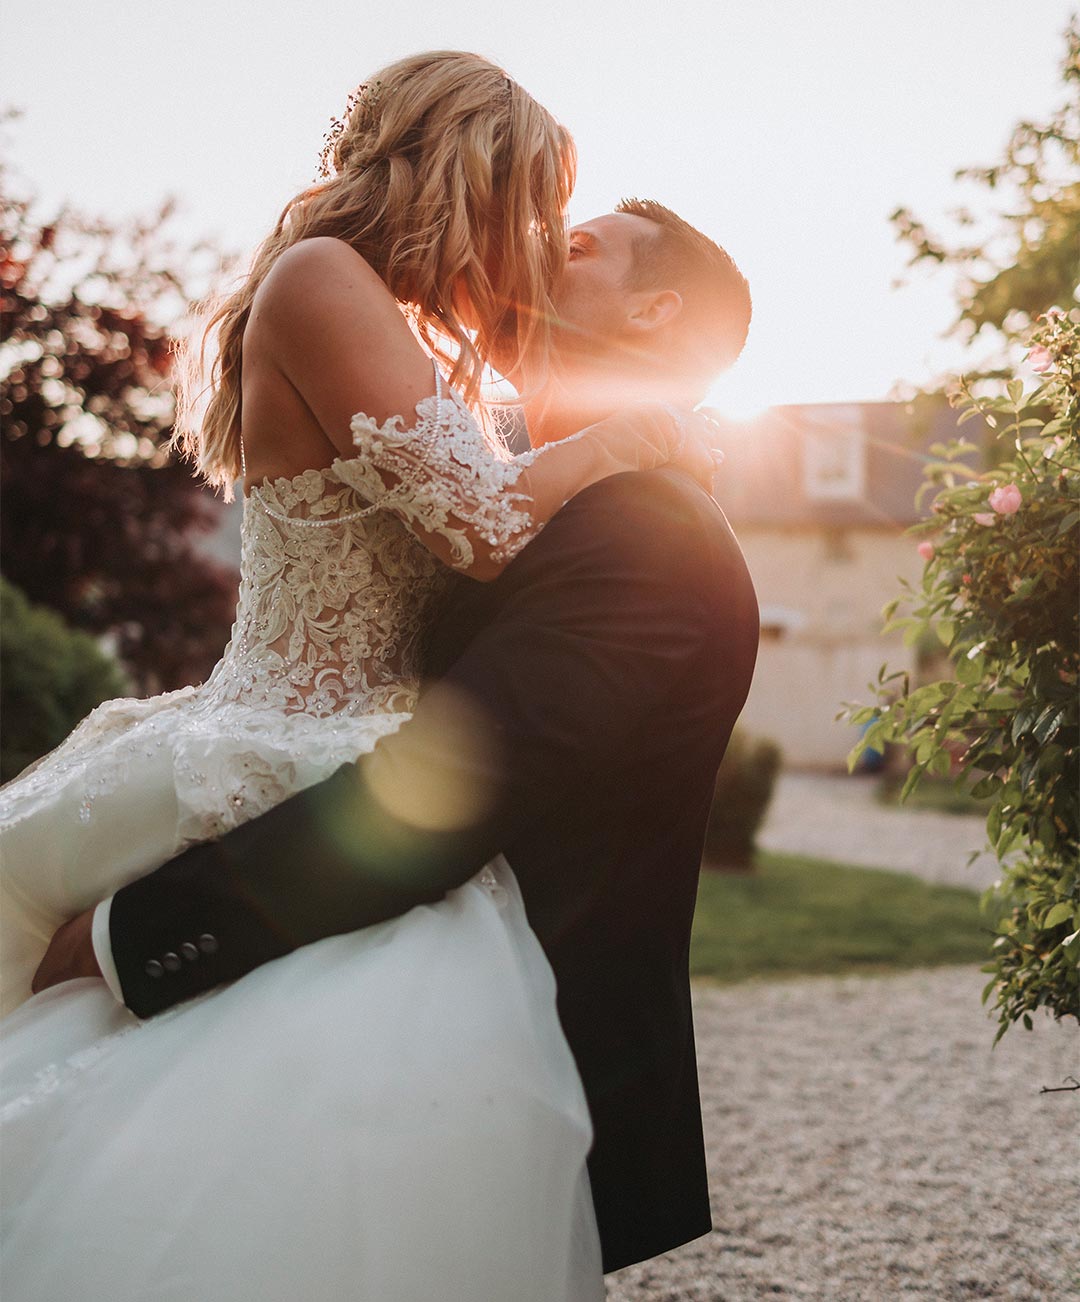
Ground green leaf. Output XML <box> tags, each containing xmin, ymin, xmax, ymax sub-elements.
<box><xmin>987</xmin><ymin>799</ymin><xmax>1003</xmax><ymax>850</ymax></box>
<box><xmin>983</xmin><ymin>694</ymin><xmax>1017</xmax><ymax>711</ymax></box>
<box><xmin>1033</xmin><ymin>705</ymin><xmax>1067</xmax><ymax>745</ymax></box>
<box><xmin>1056</xmin><ymin>510</ymin><xmax>1080</xmax><ymax>537</ymax></box>
<box><xmin>900</xmin><ymin>764</ymin><xmax>925</xmax><ymax>804</ymax></box>
<box><xmin>862</xmin><ymin>721</ymin><xmax>889</xmax><ymax>754</ymax></box>
<box><xmin>1012</xmin><ymin>706</ymin><xmax>1037</xmax><ymax>742</ymax></box>
<box><xmin>996</xmin><ymin>826</ymin><xmax>1026</xmax><ymax>859</ymax></box>
<box><xmin>1042</xmin><ymin>903</ymin><xmax>1074</xmax><ymax>929</ymax></box>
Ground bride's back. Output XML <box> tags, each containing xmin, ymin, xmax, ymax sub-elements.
<box><xmin>236</xmin><ymin>314</ymin><xmax>335</xmax><ymax>492</ymax></box>
<box><xmin>236</xmin><ymin>237</ymin><xmax>434</xmax><ymax>495</ymax></box>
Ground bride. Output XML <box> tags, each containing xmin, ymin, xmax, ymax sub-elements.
<box><xmin>0</xmin><ymin>50</ymin><xmax>715</xmax><ymax>1301</ymax></box>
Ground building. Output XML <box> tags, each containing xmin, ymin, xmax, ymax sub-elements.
<box><xmin>711</xmin><ymin>399</ymin><xmax>969</xmax><ymax>769</ymax></box>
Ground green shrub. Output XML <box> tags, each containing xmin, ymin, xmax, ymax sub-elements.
<box><xmin>847</xmin><ymin>310</ymin><xmax>1079</xmax><ymax>1038</ymax></box>
<box><xmin>0</xmin><ymin>578</ymin><xmax>129</xmax><ymax>782</ymax></box>
<box><xmin>702</xmin><ymin>729</ymin><xmax>782</xmax><ymax>869</ymax></box>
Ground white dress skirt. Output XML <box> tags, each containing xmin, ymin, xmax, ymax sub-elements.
<box><xmin>0</xmin><ymin>700</ymin><xmax>603</xmax><ymax>1302</ymax></box>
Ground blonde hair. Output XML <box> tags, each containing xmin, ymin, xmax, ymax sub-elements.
<box><xmin>175</xmin><ymin>50</ymin><xmax>575</xmax><ymax>494</ymax></box>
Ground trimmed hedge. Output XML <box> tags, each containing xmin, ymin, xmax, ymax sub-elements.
<box><xmin>703</xmin><ymin>729</ymin><xmax>782</xmax><ymax>869</ymax></box>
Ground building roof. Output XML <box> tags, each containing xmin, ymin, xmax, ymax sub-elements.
<box><xmin>710</xmin><ymin>398</ymin><xmax>982</xmax><ymax>530</ymax></box>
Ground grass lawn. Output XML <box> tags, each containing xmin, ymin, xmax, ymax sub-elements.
<box><xmin>690</xmin><ymin>851</ymin><xmax>1000</xmax><ymax>984</ymax></box>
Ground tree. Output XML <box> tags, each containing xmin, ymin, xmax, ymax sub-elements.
<box><xmin>849</xmin><ymin>23</ymin><xmax>1080</xmax><ymax>1036</ymax></box>
<box><xmin>891</xmin><ymin>18</ymin><xmax>1080</xmax><ymax>366</ymax></box>
<box><xmin>0</xmin><ymin>139</ymin><xmax>238</xmax><ymax>694</ymax></box>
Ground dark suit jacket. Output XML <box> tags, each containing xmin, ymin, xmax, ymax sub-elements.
<box><xmin>108</xmin><ymin>467</ymin><xmax>760</xmax><ymax>1273</ymax></box>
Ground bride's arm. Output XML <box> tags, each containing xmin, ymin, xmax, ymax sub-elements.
<box><xmin>256</xmin><ymin>238</ymin><xmax>716</xmax><ymax>581</ymax></box>
<box><xmin>337</xmin><ymin>393</ymin><xmax>716</xmax><ymax>580</ymax></box>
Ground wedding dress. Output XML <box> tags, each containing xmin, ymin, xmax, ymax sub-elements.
<box><xmin>0</xmin><ymin>370</ymin><xmax>609</xmax><ymax>1301</ymax></box>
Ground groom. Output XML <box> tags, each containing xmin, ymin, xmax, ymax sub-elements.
<box><xmin>38</xmin><ymin>199</ymin><xmax>759</xmax><ymax>1275</ymax></box>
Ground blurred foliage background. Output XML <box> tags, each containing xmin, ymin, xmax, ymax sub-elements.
<box><xmin>1</xmin><ymin>128</ymin><xmax>239</xmax><ymax>753</ymax></box>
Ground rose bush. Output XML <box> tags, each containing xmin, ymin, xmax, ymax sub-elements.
<box><xmin>847</xmin><ymin>309</ymin><xmax>1079</xmax><ymax>1038</ymax></box>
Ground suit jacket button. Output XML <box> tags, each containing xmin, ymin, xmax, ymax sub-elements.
<box><xmin>144</xmin><ymin>959</ymin><xmax>164</xmax><ymax>978</ymax></box>
<box><xmin>198</xmin><ymin>934</ymin><xmax>219</xmax><ymax>955</ymax></box>
<box><xmin>162</xmin><ymin>952</ymin><xmax>182</xmax><ymax>972</ymax></box>
<box><xmin>180</xmin><ymin>942</ymin><xmax>200</xmax><ymax>962</ymax></box>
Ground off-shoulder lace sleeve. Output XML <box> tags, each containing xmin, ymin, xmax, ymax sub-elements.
<box><xmin>332</xmin><ymin>366</ymin><xmax>686</xmax><ymax>578</ymax></box>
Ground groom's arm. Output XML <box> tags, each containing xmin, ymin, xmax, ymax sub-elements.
<box><xmin>104</xmin><ymin>471</ymin><xmax>733</xmax><ymax>1017</ymax></box>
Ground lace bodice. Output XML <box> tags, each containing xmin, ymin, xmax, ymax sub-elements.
<box><xmin>202</xmin><ymin>374</ymin><xmax>543</xmax><ymax>719</ymax></box>
<box><xmin>203</xmin><ymin>472</ymin><xmax>443</xmax><ymax>719</ymax></box>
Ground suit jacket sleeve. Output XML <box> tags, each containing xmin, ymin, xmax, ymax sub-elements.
<box><xmin>109</xmin><ymin>470</ymin><xmax>727</xmax><ymax>1016</ymax></box>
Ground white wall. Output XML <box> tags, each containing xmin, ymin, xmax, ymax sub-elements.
<box><xmin>732</xmin><ymin>526</ymin><xmax>925</xmax><ymax>769</ymax></box>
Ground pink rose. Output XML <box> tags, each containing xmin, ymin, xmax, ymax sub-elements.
<box><xmin>917</xmin><ymin>540</ymin><xmax>935</xmax><ymax>561</ymax></box>
<box><xmin>1027</xmin><ymin>345</ymin><xmax>1053</xmax><ymax>373</ymax></box>
<box><xmin>988</xmin><ymin>484</ymin><xmax>1022</xmax><ymax>515</ymax></box>
<box><xmin>973</xmin><ymin>512</ymin><xmax>997</xmax><ymax>526</ymax></box>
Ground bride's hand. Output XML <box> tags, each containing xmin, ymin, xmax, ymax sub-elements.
<box><xmin>588</xmin><ymin>403</ymin><xmax>722</xmax><ymax>493</ymax></box>
<box><xmin>659</xmin><ymin>404</ymin><xmax>724</xmax><ymax>492</ymax></box>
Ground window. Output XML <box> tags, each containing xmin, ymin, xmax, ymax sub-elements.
<box><xmin>801</xmin><ymin>406</ymin><xmax>867</xmax><ymax>502</ymax></box>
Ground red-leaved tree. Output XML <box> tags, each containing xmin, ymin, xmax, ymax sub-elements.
<box><xmin>1</xmin><ymin>142</ymin><xmax>239</xmax><ymax>694</ymax></box>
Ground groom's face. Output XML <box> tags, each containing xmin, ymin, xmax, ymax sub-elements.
<box><xmin>548</xmin><ymin>212</ymin><xmax>658</xmax><ymax>365</ymax></box>
<box><xmin>495</xmin><ymin>211</ymin><xmax>662</xmax><ymax>386</ymax></box>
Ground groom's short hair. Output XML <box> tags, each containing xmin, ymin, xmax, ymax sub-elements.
<box><xmin>616</xmin><ymin>198</ymin><xmax>751</xmax><ymax>392</ymax></box>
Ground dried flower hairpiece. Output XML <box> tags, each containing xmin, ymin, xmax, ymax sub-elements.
<box><xmin>316</xmin><ymin>80</ymin><xmax>383</xmax><ymax>181</ymax></box>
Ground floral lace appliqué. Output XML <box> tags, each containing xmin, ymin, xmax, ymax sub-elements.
<box><xmin>334</xmin><ymin>376</ymin><xmax>547</xmax><ymax>568</ymax></box>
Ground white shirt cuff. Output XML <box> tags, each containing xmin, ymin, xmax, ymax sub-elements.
<box><xmin>92</xmin><ymin>898</ymin><xmax>125</xmax><ymax>1003</ymax></box>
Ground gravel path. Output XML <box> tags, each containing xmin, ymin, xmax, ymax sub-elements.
<box><xmin>758</xmin><ymin>774</ymin><xmax>1001</xmax><ymax>892</ymax></box>
<box><xmin>606</xmin><ymin>967</ymin><xmax>1078</xmax><ymax>1301</ymax></box>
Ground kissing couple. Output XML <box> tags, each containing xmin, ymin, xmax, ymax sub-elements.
<box><xmin>0</xmin><ymin>49</ymin><xmax>758</xmax><ymax>1301</ymax></box>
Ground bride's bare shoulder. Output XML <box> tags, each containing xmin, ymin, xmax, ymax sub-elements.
<box><xmin>244</xmin><ymin>236</ymin><xmax>432</xmax><ymax>457</ymax></box>
<box><xmin>254</xmin><ymin>237</ymin><xmax>402</xmax><ymax>331</ymax></box>
<box><xmin>248</xmin><ymin>236</ymin><xmax>421</xmax><ymax>382</ymax></box>
<box><xmin>264</xmin><ymin>235</ymin><xmax>380</xmax><ymax>282</ymax></box>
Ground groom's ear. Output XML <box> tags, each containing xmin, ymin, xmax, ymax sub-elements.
<box><xmin>626</xmin><ymin>289</ymin><xmax>683</xmax><ymax>335</ymax></box>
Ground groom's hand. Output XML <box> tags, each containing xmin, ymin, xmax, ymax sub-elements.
<box><xmin>32</xmin><ymin>906</ymin><xmax>101</xmax><ymax>993</ymax></box>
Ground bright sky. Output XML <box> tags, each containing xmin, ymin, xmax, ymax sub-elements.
<box><xmin>5</xmin><ymin>1</ymin><xmax>1073</xmax><ymax>413</ymax></box>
